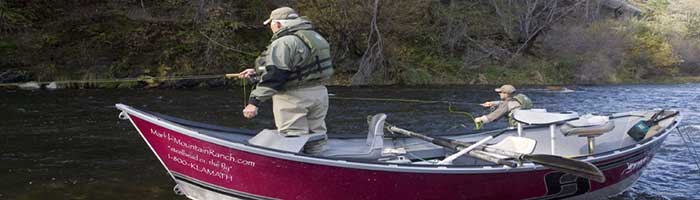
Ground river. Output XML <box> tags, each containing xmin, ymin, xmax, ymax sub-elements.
<box><xmin>1</xmin><ymin>84</ymin><xmax>698</xmax><ymax>199</ymax></box>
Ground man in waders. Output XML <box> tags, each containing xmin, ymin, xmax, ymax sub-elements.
<box><xmin>474</xmin><ymin>84</ymin><xmax>532</xmax><ymax>128</ymax></box>
<box><xmin>237</xmin><ymin>7</ymin><xmax>333</xmax><ymax>154</ymax></box>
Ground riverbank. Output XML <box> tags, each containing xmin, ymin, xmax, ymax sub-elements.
<box><xmin>2</xmin><ymin>1</ymin><xmax>700</xmax><ymax>88</ymax></box>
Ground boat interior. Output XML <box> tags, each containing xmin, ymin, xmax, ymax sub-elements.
<box><xmin>152</xmin><ymin>109</ymin><xmax>680</xmax><ymax>167</ymax></box>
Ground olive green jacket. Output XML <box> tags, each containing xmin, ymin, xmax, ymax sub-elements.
<box><xmin>248</xmin><ymin>17</ymin><xmax>332</xmax><ymax>106</ymax></box>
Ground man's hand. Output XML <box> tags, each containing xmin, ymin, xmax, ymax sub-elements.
<box><xmin>243</xmin><ymin>104</ymin><xmax>258</xmax><ymax>119</ymax></box>
<box><xmin>239</xmin><ymin>68</ymin><xmax>256</xmax><ymax>78</ymax></box>
<box><xmin>480</xmin><ymin>101</ymin><xmax>493</xmax><ymax>108</ymax></box>
<box><xmin>474</xmin><ymin>116</ymin><xmax>487</xmax><ymax>124</ymax></box>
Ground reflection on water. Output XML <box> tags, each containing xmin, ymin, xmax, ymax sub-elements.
<box><xmin>1</xmin><ymin>84</ymin><xmax>699</xmax><ymax>199</ymax></box>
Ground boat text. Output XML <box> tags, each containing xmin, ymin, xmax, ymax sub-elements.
<box><xmin>167</xmin><ymin>154</ymin><xmax>234</xmax><ymax>182</ymax></box>
<box><xmin>621</xmin><ymin>156</ymin><xmax>650</xmax><ymax>176</ymax></box>
<box><xmin>149</xmin><ymin>128</ymin><xmax>257</xmax><ymax>182</ymax></box>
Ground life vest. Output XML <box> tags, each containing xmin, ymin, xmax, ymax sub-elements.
<box><xmin>513</xmin><ymin>94</ymin><xmax>533</xmax><ymax>109</ymax></box>
<box><xmin>253</xmin><ymin>20</ymin><xmax>334</xmax><ymax>89</ymax></box>
<box><xmin>507</xmin><ymin>93</ymin><xmax>533</xmax><ymax>126</ymax></box>
<box><xmin>285</xmin><ymin>30</ymin><xmax>333</xmax><ymax>87</ymax></box>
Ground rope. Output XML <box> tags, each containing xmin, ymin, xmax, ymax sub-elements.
<box><xmin>676</xmin><ymin>127</ymin><xmax>700</xmax><ymax>170</ymax></box>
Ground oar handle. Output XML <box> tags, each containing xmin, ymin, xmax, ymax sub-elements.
<box><xmin>386</xmin><ymin>124</ymin><xmax>435</xmax><ymax>142</ymax></box>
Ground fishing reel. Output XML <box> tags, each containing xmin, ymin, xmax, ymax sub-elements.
<box><xmin>474</xmin><ymin>121</ymin><xmax>484</xmax><ymax>130</ymax></box>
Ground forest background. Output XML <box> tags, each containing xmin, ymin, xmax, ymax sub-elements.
<box><xmin>1</xmin><ymin>0</ymin><xmax>699</xmax><ymax>88</ymax></box>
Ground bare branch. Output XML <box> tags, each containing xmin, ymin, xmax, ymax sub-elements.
<box><xmin>351</xmin><ymin>0</ymin><xmax>384</xmax><ymax>85</ymax></box>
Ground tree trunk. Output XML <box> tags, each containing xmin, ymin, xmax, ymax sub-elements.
<box><xmin>351</xmin><ymin>0</ymin><xmax>384</xmax><ymax>86</ymax></box>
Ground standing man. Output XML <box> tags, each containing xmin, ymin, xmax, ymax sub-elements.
<box><xmin>474</xmin><ymin>84</ymin><xmax>532</xmax><ymax>128</ymax></box>
<box><xmin>238</xmin><ymin>7</ymin><xmax>333</xmax><ymax>153</ymax></box>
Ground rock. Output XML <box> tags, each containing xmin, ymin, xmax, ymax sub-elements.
<box><xmin>18</xmin><ymin>82</ymin><xmax>40</xmax><ymax>90</ymax></box>
<box><xmin>46</xmin><ymin>82</ymin><xmax>60</xmax><ymax>90</ymax></box>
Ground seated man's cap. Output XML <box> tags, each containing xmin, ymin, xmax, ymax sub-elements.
<box><xmin>495</xmin><ymin>84</ymin><xmax>516</xmax><ymax>93</ymax></box>
<box><xmin>263</xmin><ymin>7</ymin><xmax>299</xmax><ymax>25</ymax></box>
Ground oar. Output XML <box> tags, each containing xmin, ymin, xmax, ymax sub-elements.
<box><xmin>385</xmin><ymin>123</ymin><xmax>606</xmax><ymax>183</ymax></box>
<box><xmin>454</xmin><ymin>140</ymin><xmax>606</xmax><ymax>183</ymax></box>
<box><xmin>385</xmin><ymin>123</ymin><xmax>516</xmax><ymax>167</ymax></box>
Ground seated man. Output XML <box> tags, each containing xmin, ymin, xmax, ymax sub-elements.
<box><xmin>474</xmin><ymin>84</ymin><xmax>533</xmax><ymax>128</ymax></box>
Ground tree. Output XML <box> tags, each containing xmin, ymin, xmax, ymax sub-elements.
<box><xmin>490</xmin><ymin>0</ymin><xmax>588</xmax><ymax>59</ymax></box>
<box><xmin>351</xmin><ymin>0</ymin><xmax>384</xmax><ymax>85</ymax></box>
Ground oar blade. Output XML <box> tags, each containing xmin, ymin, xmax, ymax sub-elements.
<box><xmin>524</xmin><ymin>154</ymin><xmax>606</xmax><ymax>183</ymax></box>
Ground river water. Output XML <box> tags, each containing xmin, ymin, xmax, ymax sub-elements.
<box><xmin>1</xmin><ymin>84</ymin><xmax>699</xmax><ymax>199</ymax></box>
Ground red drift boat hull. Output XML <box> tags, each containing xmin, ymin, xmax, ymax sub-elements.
<box><xmin>116</xmin><ymin>104</ymin><xmax>679</xmax><ymax>200</ymax></box>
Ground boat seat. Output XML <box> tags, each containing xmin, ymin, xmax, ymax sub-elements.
<box><xmin>319</xmin><ymin>113</ymin><xmax>386</xmax><ymax>160</ymax></box>
<box><xmin>560</xmin><ymin>114</ymin><xmax>615</xmax><ymax>154</ymax></box>
<box><xmin>513</xmin><ymin>109</ymin><xmax>579</xmax><ymax>125</ymax></box>
<box><xmin>560</xmin><ymin>115</ymin><xmax>615</xmax><ymax>137</ymax></box>
<box><xmin>247</xmin><ymin>129</ymin><xmax>327</xmax><ymax>153</ymax></box>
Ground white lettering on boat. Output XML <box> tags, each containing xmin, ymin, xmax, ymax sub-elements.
<box><xmin>621</xmin><ymin>156</ymin><xmax>650</xmax><ymax>176</ymax></box>
<box><xmin>167</xmin><ymin>154</ymin><xmax>234</xmax><ymax>182</ymax></box>
<box><xmin>149</xmin><ymin>128</ymin><xmax>257</xmax><ymax>182</ymax></box>
<box><xmin>150</xmin><ymin>129</ymin><xmax>239</xmax><ymax>162</ymax></box>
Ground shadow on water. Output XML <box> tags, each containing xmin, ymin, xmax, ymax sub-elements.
<box><xmin>1</xmin><ymin>84</ymin><xmax>699</xmax><ymax>199</ymax></box>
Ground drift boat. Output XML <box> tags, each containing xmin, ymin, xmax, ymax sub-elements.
<box><xmin>116</xmin><ymin>103</ymin><xmax>680</xmax><ymax>200</ymax></box>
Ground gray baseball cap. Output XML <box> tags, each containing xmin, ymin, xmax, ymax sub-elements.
<box><xmin>495</xmin><ymin>84</ymin><xmax>516</xmax><ymax>93</ymax></box>
<box><xmin>263</xmin><ymin>7</ymin><xmax>299</xmax><ymax>25</ymax></box>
